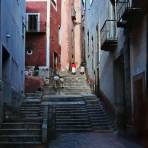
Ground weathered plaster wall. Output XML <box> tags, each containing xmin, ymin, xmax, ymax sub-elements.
<box><xmin>50</xmin><ymin>0</ymin><xmax>61</xmax><ymax>70</ymax></box>
<box><xmin>0</xmin><ymin>0</ymin><xmax>25</xmax><ymax>123</ymax></box>
<box><xmin>26</xmin><ymin>1</ymin><xmax>47</xmax><ymax>66</ymax></box>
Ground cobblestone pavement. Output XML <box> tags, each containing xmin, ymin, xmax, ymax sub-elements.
<box><xmin>48</xmin><ymin>133</ymin><xmax>142</xmax><ymax>148</ymax></box>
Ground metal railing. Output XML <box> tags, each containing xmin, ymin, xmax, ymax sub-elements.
<box><xmin>100</xmin><ymin>20</ymin><xmax>117</xmax><ymax>46</ymax></box>
<box><xmin>116</xmin><ymin>0</ymin><xmax>130</xmax><ymax>21</ymax></box>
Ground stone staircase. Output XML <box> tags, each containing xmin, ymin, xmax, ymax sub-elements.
<box><xmin>0</xmin><ymin>93</ymin><xmax>45</xmax><ymax>148</ymax></box>
<box><xmin>43</xmin><ymin>72</ymin><xmax>92</xmax><ymax>96</ymax></box>
<box><xmin>42</xmin><ymin>95</ymin><xmax>114</xmax><ymax>133</ymax></box>
<box><xmin>42</xmin><ymin>72</ymin><xmax>114</xmax><ymax>133</ymax></box>
<box><xmin>61</xmin><ymin>73</ymin><xmax>91</xmax><ymax>95</ymax></box>
<box><xmin>84</xmin><ymin>95</ymin><xmax>114</xmax><ymax>132</ymax></box>
<box><xmin>55</xmin><ymin>103</ymin><xmax>91</xmax><ymax>132</ymax></box>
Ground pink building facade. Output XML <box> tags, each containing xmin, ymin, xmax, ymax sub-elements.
<box><xmin>61</xmin><ymin>0</ymin><xmax>82</xmax><ymax>71</ymax></box>
<box><xmin>25</xmin><ymin>0</ymin><xmax>61</xmax><ymax>78</ymax></box>
<box><xmin>50</xmin><ymin>0</ymin><xmax>61</xmax><ymax>72</ymax></box>
<box><xmin>26</xmin><ymin>1</ymin><xmax>47</xmax><ymax>67</ymax></box>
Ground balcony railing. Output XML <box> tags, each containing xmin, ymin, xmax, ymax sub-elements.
<box><xmin>116</xmin><ymin>0</ymin><xmax>130</xmax><ymax>22</ymax></box>
<box><xmin>116</xmin><ymin>0</ymin><xmax>144</xmax><ymax>27</ymax></box>
<box><xmin>26</xmin><ymin>21</ymin><xmax>46</xmax><ymax>33</ymax></box>
<box><xmin>101</xmin><ymin>20</ymin><xmax>117</xmax><ymax>51</ymax></box>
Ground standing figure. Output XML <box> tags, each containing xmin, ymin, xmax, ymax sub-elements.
<box><xmin>34</xmin><ymin>65</ymin><xmax>39</xmax><ymax>76</ymax></box>
<box><xmin>53</xmin><ymin>74</ymin><xmax>60</xmax><ymax>89</ymax></box>
<box><xmin>71</xmin><ymin>63</ymin><xmax>76</xmax><ymax>75</ymax></box>
<box><xmin>80</xmin><ymin>62</ymin><xmax>85</xmax><ymax>75</ymax></box>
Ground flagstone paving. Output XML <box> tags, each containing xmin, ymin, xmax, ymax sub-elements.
<box><xmin>48</xmin><ymin>133</ymin><xmax>142</xmax><ymax>148</ymax></box>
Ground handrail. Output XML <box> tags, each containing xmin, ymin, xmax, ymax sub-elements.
<box><xmin>42</xmin><ymin>105</ymin><xmax>48</xmax><ymax>143</ymax></box>
<box><xmin>101</xmin><ymin>20</ymin><xmax>116</xmax><ymax>32</ymax></box>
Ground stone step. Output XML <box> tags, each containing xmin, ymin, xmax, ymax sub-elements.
<box><xmin>92</xmin><ymin>125</ymin><xmax>113</xmax><ymax>130</ymax></box>
<box><xmin>56</xmin><ymin>124</ymin><xmax>91</xmax><ymax>129</ymax></box>
<box><xmin>1</xmin><ymin>123</ymin><xmax>41</xmax><ymax>129</ymax></box>
<box><xmin>0</xmin><ymin>135</ymin><xmax>41</xmax><ymax>143</ymax></box>
<box><xmin>56</xmin><ymin>118</ymin><xmax>89</xmax><ymax>122</ymax></box>
<box><xmin>0</xmin><ymin>142</ymin><xmax>42</xmax><ymax>146</ymax></box>
<box><xmin>21</xmin><ymin>114</ymin><xmax>42</xmax><ymax>118</ymax></box>
<box><xmin>56</xmin><ymin>121</ymin><xmax>90</xmax><ymax>125</ymax></box>
<box><xmin>56</xmin><ymin>109</ymin><xmax>87</xmax><ymax>112</ymax></box>
<box><xmin>91</xmin><ymin>121</ymin><xmax>113</xmax><ymax>126</ymax></box>
<box><xmin>55</xmin><ymin>108</ymin><xmax>86</xmax><ymax>111</ymax></box>
<box><xmin>56</xmin><ymin>104</ymin><xmax>86</xmax><ymax>108</ymax></box>
<box><xmin>56</xmin><ymin>112</ymin><xmax>88</xmax><ymax>116</ymax></box>
<box><xmin>56</xmin><ymin>128</ymin><xmax>91</xmax><ymax>132</ymax></box>
<box><xmin>5</xmin><ymin>117</ymin><xmax>42</xmax><ymax>122</ymax></box>
<box><xmin>0</xmin><ymin>129</ymin><xmax>41</xmax><ymax>135</ymax></box>
<box><xmin>87</xmin><ymin>107</ymin><xmax>105</xmax><ymax>110</ymax></box>
<box><xmin>20</xmin><ymin>108</ymin><xmax>41</xmax><ymax>111</ymax></box>
<box><xmin>89</xmin><ymin>116</ymin><xmax>111</xmax><ymax>120</ymax></box>
<box><xmin>87</xmin><ymin>110</ymin><xmax>105</xmax><ymax>114</ymax></box>
<box><xmin>20</xmin><ymin>110</ymin><xmax>43</xmax><ymax>114</ymax></box>
<box><xmin>22</xmin><ymin>102</ymin><xmax>41</xmax><ymax>105</ymax></box>
<box><xmin>88</xmin><ymin>112</ymin><xmax>107</xmax><ymax>116</ymax></box>
<box><xmin>25</xmin><ymin>92</ymin><xmax>42</xmax><ymax>96</ymax></box>
<box><xmin>43</xmin><ymin>97</ymin><xmax>83</xmax><ymax>102</ymax></box>
<box><xmin>92</xmin><ymin>129</ymin><xmax>114</xmax><ymax>133</ymax></box>
<box><xmin>21</xmin><ymin>104</ymin><xmax>41</xmax><ymax>107</ymax></box>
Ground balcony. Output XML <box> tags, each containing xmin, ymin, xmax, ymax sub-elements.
<box><xmin>71</xmin><ymin>7</ymin><xmax>76</xmax><ymax>21</ymax></box>
<box><xmin>116</xmin><ymin>0</ymin><xmax>144</xmax><ymax>28</ymax></box>
<box><xmin>101</xmin><ymin>20</ymin><xmax>117</xmax><ymax>51</ymax></box>
<box><xmin>26</xmin><ymin>21</ymin><xmax>46</xmax><ymax>33</ymax></box>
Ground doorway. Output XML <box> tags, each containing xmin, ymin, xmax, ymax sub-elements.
<box><xmin>133</xmin><ymin>72</ymin><xmax>145</xmax><ymax>137</ymax></box>
<box><xmin>114</xmin><ymin>55</ymin><xmax>126</xmax><ymax>128</ymax></box>
<box><xmin>53</xmin><ymin>52</ymin><xmax>58</xmax><ymax>71</ymax></box>
<box><xmin>2</xmin><ymin>46</ymin><xmax>10</xmax><ymax>82</ymax></box>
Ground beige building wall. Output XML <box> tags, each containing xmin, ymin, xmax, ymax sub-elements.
<box><xmin>61</xmin><ymin>0</ymin><xmax>82</xmax><ymax>71</ymax></box>
<box><xmin>74</xmin><ymin>0</ymin><xmax>82</xmax><ymax>68</ymax></box>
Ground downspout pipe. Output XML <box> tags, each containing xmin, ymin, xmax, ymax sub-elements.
<box><xmin>146</xmin><ymin>16</ymin><xmax>148</xmax><ymax>94</ymax></box>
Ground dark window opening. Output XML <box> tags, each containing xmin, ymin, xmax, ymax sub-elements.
<box><xmin>51</xmin><ymin>0</ymin><xmax>56</xmax><ymax>7</ymax></box>
<box><xmin>27</xmin><ymin>14</ymin><xmax>39</xmax><ymax>32</ymax></box>
<box><xmin>2</xmin><ymin>47</ymin><xmax>10</xmax><ymax>82</ymax></box>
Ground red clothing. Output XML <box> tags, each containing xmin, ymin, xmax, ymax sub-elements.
<box><xmin>71</xmin><ymin>63</ymin><xmax>76</xmax><ymax>68</ymax></box>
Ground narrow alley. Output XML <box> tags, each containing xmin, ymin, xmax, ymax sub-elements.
<box><xmin>0</xmin><ymin>0</ymin><xmax>148</xmax><ymax>148</ymax></box>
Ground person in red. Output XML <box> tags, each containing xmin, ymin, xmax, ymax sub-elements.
<box><xmin>71</xmin><ymin>62</ymin><xmax>76</xmax><ymax>75</ymax></box>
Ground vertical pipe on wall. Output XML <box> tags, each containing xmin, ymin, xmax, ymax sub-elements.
<box><xmin>146</xmin><ymin>16</ymin><xmax>148</xmax><ymax>99</ymax></box>
<box><xmin>46</xmin><ymin>0</ymin><xmax>50</xmax><ymax>71</ymax></box>
<box><xmin>0</xmin><ymin>0</ymin><xmax>1</xmax><ymax>80</ymax></box>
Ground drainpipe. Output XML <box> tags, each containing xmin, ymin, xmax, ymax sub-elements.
<box><xmin>147</xmin><ymin>16</ymin><xmax>148</xmax><ymax>100</ymax></box>
<box><xmin>46</xmin><ymin>0</ymin><xmax>50</xmax><ymax>74</ymax></box>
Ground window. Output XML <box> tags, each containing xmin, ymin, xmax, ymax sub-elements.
<box><xmin>51</xmin><ymin>0</ymin><xmax>57</xmax><ymax>9</ymax></box>
<box><xmin>22</xmin><ymin>16</ymin><xmax>25</xmax><ymax>38</ymax></box>
<box><xmin>58</xmin><ymin>26</ymin><xmax>61</xmax><ymax>46</ymax></box>
<box><xmin>26</xmin><ymin>13</ymin><xmax>40</xmax><ymax>32</ymax></box>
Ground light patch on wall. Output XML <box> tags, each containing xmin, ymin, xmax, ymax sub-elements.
<box><xmin>26</xmin><ymin>0</ymin><xmax>47</xmax><ymax>1</ymax></box>
<box><xmin>89</xmin><ymin>0</ymin><xmax>94</xmax><ymax>5</ymax></box>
